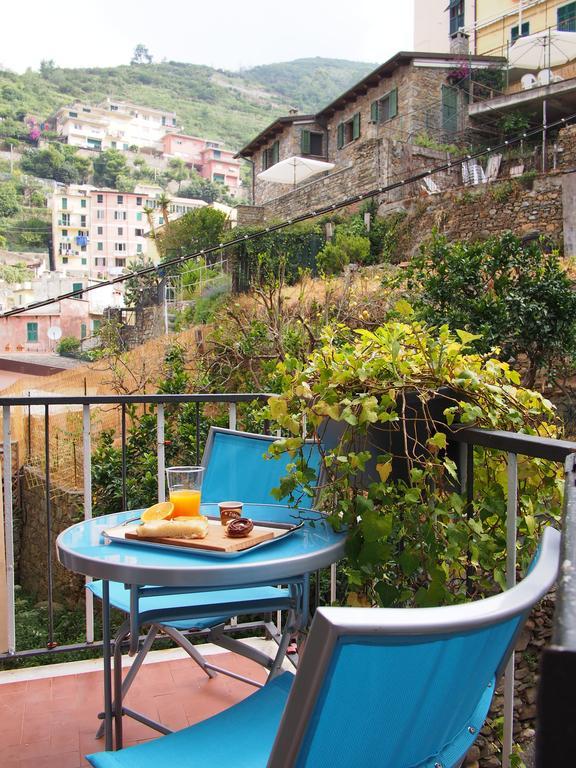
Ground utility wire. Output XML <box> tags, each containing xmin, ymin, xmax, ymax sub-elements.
<box><xmin>2</xmin><ymin>111</ymin><xmax>575</xmax><ymax>320</ymax></box>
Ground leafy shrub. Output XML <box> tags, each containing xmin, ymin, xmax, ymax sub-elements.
<box><xmin>269</xmin><ymin>313</ymin><xmax>562</xmax><ymax>607</ymax></box>
<box><xmin>317</xmin><ymin>233</ymin><xmax>370</xmax><ymax>275</ymax></box>
<box><xmin>490</xmin><ymin>181</ymin><xmax>515</xmax><ymax>203</ymax></box>
<box><xmin>20</xmin><ymin>145</ymin><xmax>91</xmax><ymax>184</ymax></box>
<box><xmin>0</xmin><ymin>182</ymin><xmax>20</xmax><ymax>217</ymax></box>
<box><xmin>56</xmin><ymin>336</ymin><xmax>81</xmax><ymax>357</ymax></box>
<box><xmin>406</xmin><ymin>232</ymin><xmax>576</xmax><ymax>386</ymax></box>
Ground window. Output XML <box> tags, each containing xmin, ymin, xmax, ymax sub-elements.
<box><xmin>301</xmin><ymin>130</ymin><xmax>324</xmax><ymax>156</ymax></box>
<box><xmin>118</xmin><ymin>227</ymin><xmax>124</xmax><ymax>235</ymax></box>
<box><xmin>26</xmin><ymin>322</ymin><xmax>38</xmax><ymax>342</ymax></box>
<box><xmin>62</xmin><ymin>229</ymin><xmax>68</xmax><ymax>237</ymax></box>
<box><xmin>135</xmin><ymin>228</ymin><xmax>144</xmax><ymax>237</ymax></box>
<box><xmin>336</xmin><ymin>112</ymin><xmax>361</xmax><ymax>149</ymax></box>
<box><xmin>97</xmin><ymin>242</ymin><xmax>103</xmax><ymax>251</ymax></box>
<box><xmin>92</xmin><ymin>319</ymin><xmax>101</xmax><ymax>334</ymax></box>
<box><xmin>261</xmin><ymin>140</ymin><xmax>280</xmax><ymax>170</ymax></box>
<box><xmin>558</xmin><ymin>2</ymin><xmax>576</xmax><ymax>32</ymax></box>
<box><xmin>62</xmin><ymin>257</ymin><xmax>68</xmax><ymax>264</ymax></box>
<box><xmin>61</xmin><ymin>198</ymin><xmax>68</xmax><ymax>210</ymax></box>
<box><xmin>449</xmin><ymin>0</ymin><xmax>465</xmax><ymax>37</ymax></box>
<box><xmin>136</xmin><ymin>212</ymin><xmax>143</xmax><ymax>221</ymax></box>
<box><xmin>80</xmin><ymin>199</ymin><xmax>87</xmax><ymax>208</ymax></box>
<box><xmin>115</xmin><ymin>243</ymin><xmax>127</xmax><ymax>252</ymax></box>
<box><xmin>136</xmin><ymin>244</ymin><xmax>143</xmax><ymax>253</ymax></box>
<box><xmin>96</xmin><ymin>210</ymin><xmax>105</xmax><ymax>220</ymax></box>
<box><xmin>114</xmin><ymin>211</ymin><xmax>127</xmax><ymax>220</ymax></box>
<box><xmin>117</xmin><ymin>195</ymin><xmax>124</xmax><ymax>205</ymax></box>
<box><xmin>213</xmin><ymin>149</ymin><xmax>221</xmax><ymax>159</ymax></box>
<box><xmin>371</xmin><ymin>88</ymin><xmax>398</xmax><ymax>124</ymax></box>
<box><xmin>81</xmin><ymin>323</ymin><xmax>87</xmax><ymax>339</ymax></box>
<box><xmin>97</xmin><ymin>226</ymin><xmax>103</xmax><ymax>235</ymax></box>
<box><xmin>97</xmin><ymin>194</ymin><xmax>104</xmax><ymax>204</ymax></box>
<box><xmin>111</xmin><ymin>141</ymin><xmax>117</xmax><ymax>149</ymax></box>
<box><xmin>73</xmin><ymin>282</ymin><xmax>83</xmax><ymax>294</ymax></box>
<box><xmin>136</xmin><ymin>196</ymin><xmax>143</xmax><ymax>206</ymax></box>
<box><xmin>80</xmin><ymin>215</ymin><xmax>87</xmax><ymax>227</ymax></box>
<box><xmin>61</xmin><ymin>214</ymin><xmax>70</xmax><ymax>226</ymax></box>
<box><xmin>110</xmin><ymin>104</ymin><xmax>119</xmax><ymax>111</ymax></box>
<box><xmin>123</xmin><ymin>144</ymin><xmax>129</xmax><ymax>151</ymax></box>
<box><xmin>81</xmin><ymin>258</ymin><xmax>87</xmax><ymax>265</ymax></box>
<box><xmin>69</xmin><ymin>111</ymin><xmax>78</xmax><ymax>118</ymax></box>
<box><xmin>213</xmin><ymin>173</ymin><xmax>225</xmax><ymax>184</ymax></box>
<box><xmin>95</xmin><ymin>257</ymin><xmax>106</xmax><ymax>267</ymax></box>
<box><xmin>511</xmin><ymin>21</ymin><xmax>530</xmax><ymax>42</ymax></box>
<box><xmin>115</xmin><ymin>257</ymin><xmax>125</xmax><ymax>267</ymax></box>
<box><xmin>159</xmin><ymin>216</ymin><xmax>164</xmax><ymax>225</ymax></box>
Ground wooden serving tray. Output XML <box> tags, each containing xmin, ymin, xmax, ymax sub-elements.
<box><xmin>110</xmin><ymin>518</ymin><xmax>284</xmax><ymax>553</ymax></box>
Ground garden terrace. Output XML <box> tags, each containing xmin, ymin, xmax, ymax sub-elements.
<box><xmin>0</xmin><ymin>392</ymin><xmax>575</xmax><ymax>767</ymax></box>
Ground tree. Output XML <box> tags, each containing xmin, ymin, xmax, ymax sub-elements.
<box><xmin>0</xmin><ymin>183</ymin><xmax>20</xmax><ymax>218</ymax></box>
<box><xmin>39</xmin><ymin>60</ymin><xmax>56</xmax><ymax>78</ymax></box>
<box><xmin>131</xmin><ymin>44</ymin><xmax>153</xmax><ymax>64</ymax></box>
<box><xmin>20</xmin><ymin>145</ymin><xmax>91</xmax><ymax>184</ymax></box>
<box><xmin>93</xmin><ymin>149</ymin><xmax>130</xmax><ymax>188</ymax></box>
<box><xmin>157</xmin><ymin>207</ymin><xmax>227</xmax><ymax>263</ymax></box>
<box><xmin>179</xmin><ymin>172</ymin><xmax>221</xmax><ymax>204</ymax></box>
<box><xmin>407</xmin><ymin>232</ymin><xmax>576</xmax><ymax>387</ymax></box>
<box><xmin>166</xmin><ymin>158</ymin><xmax>188</xmax><ymax>191</ymax></box>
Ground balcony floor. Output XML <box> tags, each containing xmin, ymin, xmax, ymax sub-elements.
<box><xmin>0</xmin><ymin>642</ymin><xmax>272</xmax><ymax>768</ymax></box>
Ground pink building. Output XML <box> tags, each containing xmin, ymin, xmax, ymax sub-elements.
<box><xmin>162</xmin><ymin>134</ymin><xmax>241</xmax><ymax>196</ymax></box>
<box><xmin>1</xmin><ymin>298</ymin><xmax>98</xmax><ymax>354</ymax></box>
<box><xmin>90</xmin><ymin>190</ymin><xmax>148</xmax><ymax>275</ymax></box>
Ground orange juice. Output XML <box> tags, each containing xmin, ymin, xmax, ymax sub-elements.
<box><xmin>169</xmin><ymin>488</ymin><xmax>201</xmax><ymax>516</ymax></box>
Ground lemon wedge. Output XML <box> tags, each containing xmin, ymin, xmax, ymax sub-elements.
<box><xmin>141</xmin><ymin>501</ymin><xmax>174</xmax><ymax>522</ymax></box>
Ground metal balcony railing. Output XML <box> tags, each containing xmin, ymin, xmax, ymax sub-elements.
<box><xmin>0</xmin><ymin>394</ymin><xmax>575</xmax><ymax>767</ymax></box>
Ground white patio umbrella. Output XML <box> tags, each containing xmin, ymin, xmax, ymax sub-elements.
<box><xmin>257</xmin><ymin>156</ymin><xmax>335</xmax><ymax>187</ymax></box>
<box><xmin>508</xmin><ymin>30</ymin><xmax>576</xmax><ymax>70</ymax></box>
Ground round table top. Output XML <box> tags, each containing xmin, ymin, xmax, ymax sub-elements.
<box><xmin>56</xmin><ymin>503</ymin><xmax>346</xmax><ymax>588</ymax></box>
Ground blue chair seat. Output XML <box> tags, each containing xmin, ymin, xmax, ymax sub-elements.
<box><xmin>87</xmin><ymin>671</ymin><xmax>294</xmax><ymax>768</ymax></box>
<box><xmin>88</xmin><ymin>581</ymin><xmax>292</xmax><ymax>631</ymax></box>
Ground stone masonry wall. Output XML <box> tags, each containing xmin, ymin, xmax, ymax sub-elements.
<box><xmin>19</xmin><ymin>466</ymin><xmax>85</xmax><ymax>607</ymax></box>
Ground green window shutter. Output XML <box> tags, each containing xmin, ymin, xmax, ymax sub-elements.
<box><xmin>262</xmin><ymin>150</ymin><xmax>267</xmax><ymax>171</ymax></box>
<box><xmin>301</xmin><ymin>130</ymin><xmax>311</xmax><ymax>154</ymax></box>
<box><xmin>442</xmin><ymin>85</ymin><xmax>458</xmax><ymax>135</ymax></box>
<box><xmin>272</xmin><ymin>141</ymin><xmax>280</xmax><ymax>165</ymax></box>
<box><xmin>81</xmin><ymin>323</ymin><xmax>87</xmax><ymax>339</ymax></box>
<box><xmin>337</xmin><ymin>123</ymin><xmax>344</xmax><ymax>149</ymax></box>
<box><xmin>389</xmin><ymin>88</ymin><xmax>398</xmax><ymax>119</ymax></box>
<box><xmin>73</xmin><ymin>282</ymin><xmax>83</xmax><ymax>294</ymax></box>
<box><xmin>352</xmin><ymin>112</ymin><xmax>361</xmax><ymax>140</ymax></box>
<box><xmin>27</xmin><ymin>322</ymin><xmax>38</xmax><ymax>342</ymax></box>
<box><xmin>558</xmin><ymin>3</ymin><xmax>576</xmax><ymax>32</ymax></box>
<box><xmin>370</xmin><ymin>101</ymin><xmax>379</xmax><ymax>123</ymax></box>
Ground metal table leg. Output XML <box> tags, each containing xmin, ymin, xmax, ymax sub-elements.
<box><xmin>101</xmin><ymin>580</ymin><xmax>113</xmax><ymax>751</ymax></box>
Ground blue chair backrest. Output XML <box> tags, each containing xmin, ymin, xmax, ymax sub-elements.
<box><xmin>268</xmin><ymin>527</ymin><xmax>561</xmax><ymax>768</ymax></box>
<box><xmin>202</xmin><ymin>428</ymin><xmax>321</xmax><ymax>505</ymax></box>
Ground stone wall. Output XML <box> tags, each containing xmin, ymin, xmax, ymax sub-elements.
<box><xmin>19</xmin><ymin>466</ymin><xmax>85</xmax><ymax>607</ymax></box>
<box><xmin>105</xmin><ymin>303</ymin><xmax>166</xmax><ymax>351</ymax></box>
<box><xmin>388</xmin><ymin>174</ymin><xmax>566</xmax><ymax>260</ymax></box>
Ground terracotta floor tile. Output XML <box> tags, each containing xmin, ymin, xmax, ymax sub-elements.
<box><xmin>20</xmin><ymin>750</ymin><xmax>81</xmax><ymax>768</ymax></box>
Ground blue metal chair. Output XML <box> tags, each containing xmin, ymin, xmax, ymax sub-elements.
<box><xmin>90</xmin><ymin>427</ymin><xmax>322</xmax><ymax>741</ymax></box>
<box><xmin>87</xmin><ymin>527</ymin><xmax>560</xmax><ymax>768</ymax></box>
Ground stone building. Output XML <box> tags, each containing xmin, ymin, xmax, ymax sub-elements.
<box><xmin>237</xmin><ymin>51</ymin><xmax>504</xmax><ymax>212</ymax></box>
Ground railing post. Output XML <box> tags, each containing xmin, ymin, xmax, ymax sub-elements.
<box><xmin>82</xmin><ymin>404</ymin><xmax>94</xmax><ymax>643</ymax></box>
<box><xmin>2</xmin><ymin>405</ymin><xmax>15</xmax><ymax>654</ymax></box>
<box><xmin>502</xmin><ymin>452</ymin><xmax>518</xmax><ymax>768</ymax></box>
<box><xmin>157</xmin><ymin>404</ymin><xmax>165</xmax><ymax>502</ymax></box>
<box><xmin>228</xmin><ymin>402</ymin><xmax>237</xmax><ymax>431</ymax></box>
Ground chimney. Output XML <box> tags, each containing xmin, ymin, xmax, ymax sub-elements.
<box><xmin>288</xmin><ymin>108</ymin><xmax>299</xmax><ymax>115</ymax></box>
<box><xmin>450</xmin><ymin>32</ymin><xmax>470</xmax><ymax>56</ymax></box>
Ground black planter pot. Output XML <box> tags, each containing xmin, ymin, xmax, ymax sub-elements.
<box><xmin>318</xmin><ymin>387</ymin><xmax>462</xmax><ymax>486</ymax></box>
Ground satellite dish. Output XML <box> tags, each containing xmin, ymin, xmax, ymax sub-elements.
<box><xmin>47</xmin><ymin>326</ymin><xmax>62</xmax><ymax>341</ymax></box>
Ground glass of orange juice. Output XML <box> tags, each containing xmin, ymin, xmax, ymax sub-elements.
<box><xmin>166</xmin><ymin>466</ymin><xmax>204</xmax><ymax>517</ymax></box>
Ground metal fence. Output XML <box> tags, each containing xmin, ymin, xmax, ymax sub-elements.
<box><xmin>1</xmin><ymin>394</ymin><xmax>575</xmax><ymax>767</ymax></box>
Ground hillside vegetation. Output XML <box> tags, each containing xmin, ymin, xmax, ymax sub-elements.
<box><xmin>0</xmin><ymin>58</ymin><xmax>375</xmax><ymax>151</ymax></box>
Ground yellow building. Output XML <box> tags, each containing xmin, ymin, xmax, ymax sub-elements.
<box><xmin>473</xmin><ymin>1</ymin><xmax>576</xmax><ymax>64</ymax></box>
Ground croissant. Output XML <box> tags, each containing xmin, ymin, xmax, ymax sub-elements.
<box><xmin>136</xmin><ymin>516</ymin><xmax>209</xmax><ymax>539</ymax></box>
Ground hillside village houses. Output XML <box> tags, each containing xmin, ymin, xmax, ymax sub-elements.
<box><xmin>238</xmin><ymin>0</ymin><xmax>576</xmax><ymax>222</ymax></box>
<box><xmin>49</xmin><ymin>183</ymin><xmax>207</xmax><ymax>278</ymax></box>
<box><xmin>54</xmin><ymin>99</ymin><xmax>242</xmax><ymax>197</ymax></box>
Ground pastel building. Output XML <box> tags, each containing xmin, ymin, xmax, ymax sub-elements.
<box><xmin>50</xmin><ymin>185</ymin><xmax>94</xmax><ymax>273</ymax></box>
<box><xmin>162</xmin><ymin>134</ymin><xmax>242</xmax><ymax>196</ymax></box>
<box><xmin>55</xmin><ymin>100</ymin><xmax>179</xmax><ymax>152</ymax></box>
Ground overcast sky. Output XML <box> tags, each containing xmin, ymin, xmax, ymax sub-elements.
<box><xmin>2</xmin><ymin>1</ymin><xmax>414</xmax><ymax>73</ymax></box>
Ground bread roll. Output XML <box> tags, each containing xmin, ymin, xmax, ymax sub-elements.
<box><xmin>137</xmin><ymin>516</ymin><xmax>209</xmax><ymax>539</ymax></box>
